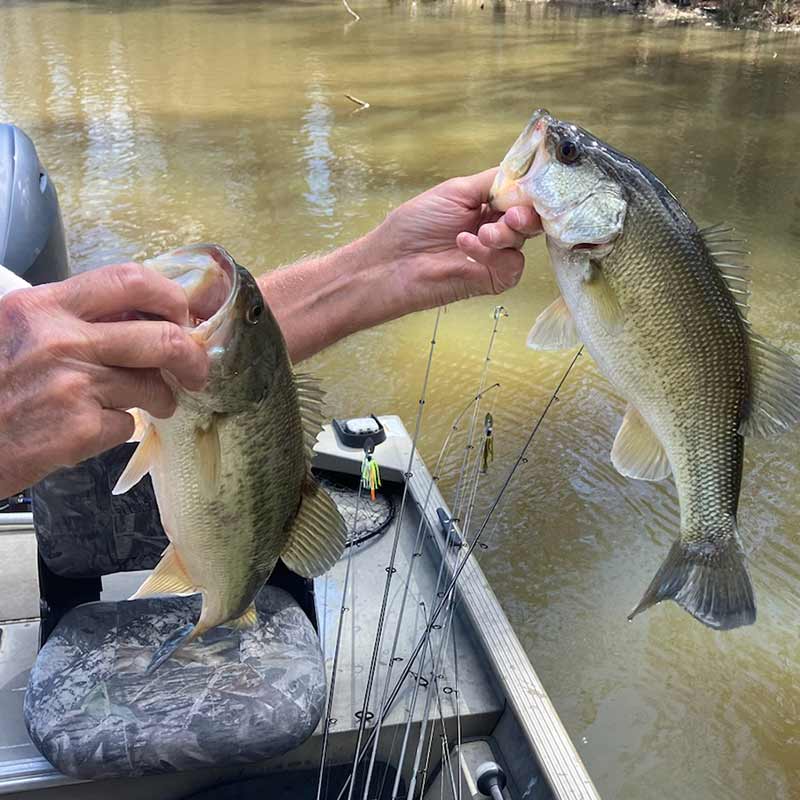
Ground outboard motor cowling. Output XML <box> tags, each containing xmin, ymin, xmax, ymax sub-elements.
<box><xmin>0</xmin><ymin>124</ymin><xmax>69</xmax><ymax>285</ymax></box>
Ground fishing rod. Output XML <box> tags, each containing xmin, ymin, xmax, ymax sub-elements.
<box><xmin>360</xmin><ymin>383</ymin><xmax>502</xmax><ymax>799</ymax></box>
<box><xmin>393</xmin><ymin>386</ymin><xmax>499</xmax><ymax>800</ymax></box>
<box><xmin>315</xmin><ymin>480</ymin><xmax>366</xmax><ymax>800</ymax></box>
<box><xmin>448</xmin><ymin>307</ymin><xmax>507</xmax><ymax>537</ymax></box>
<box><xmin>404</xmin><ymin>429</ymin><xmax>490</xmax><ymax>800</ymax></box>
<box><xmin>334</xmin><ymin>346</ymin><xmax>585</xmax><ymax>800</ymax></box>
<box><xmin>362</xmin><ymin>386</ymin><xmax>502</xmax><ymax>800</ymax></box>
<box><xmin>344</xmin><ymin>308</ymin><xmax>443</xmax><ymax>800</ymax></box>
<box><xmin>364</xmin><ymin>310</ymin><xmax>508</xmax><ymax>800</ymax></box>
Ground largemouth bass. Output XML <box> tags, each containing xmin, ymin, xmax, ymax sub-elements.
<box><xmin>114</xmin><ymin>244</ymin><xmax>346</xmax><ymax>671</ymax></box>
<box><xmin>490</xmin><ymin>110</ymin><xmax>800</xmax><ymax>630</ymax></box>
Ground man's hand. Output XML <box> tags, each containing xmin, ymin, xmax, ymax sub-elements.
<box><xmin>0</xmin><ymin>264</ymin><xmax>208</xmax><ymax>498</ymax></box>
<box><xmin>262</xmin><ymin>168</ymin><xmax>542</xmax><ymax>362</ymax></box>
<box><xmin>376</xmin><ymin>167</ymin><xmax>542</xmax><ymax>307</ymax></box>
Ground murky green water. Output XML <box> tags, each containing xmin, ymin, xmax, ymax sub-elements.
<box><xmin>2</xmin><ymin>1</ymin><xmax>800</xmax><ymax>796</ymax></box>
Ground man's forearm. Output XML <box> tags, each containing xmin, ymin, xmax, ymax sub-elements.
<box><xmin>256</xmin><ymin>170</ymin><xmax>540</xmax><ymax>364</ymax></box>
<box><xmin>258</xmin><ymin>229</ymin><xmax>414</xmax><ymax>363</ymax></box>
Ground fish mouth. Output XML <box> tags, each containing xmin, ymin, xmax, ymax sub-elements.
<box><xmin>490</xmin><ymin>111</ymin><xmax>622</xmax><ymax>254</ymax></box>
<box><xmin>143</xmin><ymin>244</ymin><xmax>240</xmax><ymax>342</ymax></box>
<box><xmin>489</xmin><ymin>109</ymin><xmax>597</xmax><ymax>236</ymax></box>
<box><xmin>489</xmin><ymin>109</ymin><xmax>552</xmax><ymax>213</ymax></box>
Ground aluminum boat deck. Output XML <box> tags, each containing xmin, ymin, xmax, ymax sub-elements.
<box><xmin>0</xmin><ymin>416</ymin><xmax>600</xmax><ymax>800</ymax></box>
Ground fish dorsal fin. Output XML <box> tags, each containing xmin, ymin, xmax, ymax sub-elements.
<box><xmin>112</xmin><ymin>425</ymin><xmax>161</xmax><ymax>495</ymax></box>
<box><xmin>582</xmin><ymin>260</ymin><xmax>624</xmax><ymax>334</ymax></box>
<box><xmin>195</xmin><ymin>418</ymin><xmax>222</xmax><ymax>494</ymax></box>
<box><xmin>281</xmin><ymin>476</ymin><xmax>347</xmax><ymax>578</ymax></box>
<box><xmin>526</xmin><ymin>296</ymin><xmax>582</xmax><ymax>351</ymax></box>
<box><xmin>130</xmin><ymin>544</ymin><xmax>196</xmax><ymax>598</ymax></box>
<box><xmin>611</xmin><ymin>404</ymin><xmax>671</xmax><ymax>481</ymax></box>
<box><xmin>740</xmin><ymin>332</ymin><xmax>800</xmax><ymax>438</ymax></box>
<box><xmin>295</xmin><ymin>372</ymin><xmax>326</xmax><ymax>458</ymax></box>
<box><xmin>700</xmin><ymin>224</ymin><xmax>752</xmax><ymax>321</ymax></box>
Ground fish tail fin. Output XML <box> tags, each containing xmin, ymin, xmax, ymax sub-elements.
<box><xmin>628</xmin><ymin>534</ymin><xmax>756</xmax><ymax>630</ymax></box>
<box><xmin>145</xmin><ymin>623</ymin><xmax>198</xmax><ymax>674</ymax></box>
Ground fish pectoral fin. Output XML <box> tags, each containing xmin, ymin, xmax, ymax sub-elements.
<box><xmin>195</xmin><ymin>418</ymin><xmax>222</xmax><ymax>493</ymax></box>
<box><xmin>280</xmin><ymin>477</ymin><xmax>347</xmax><ymax>578</ymax></box>
<box><xmin>582</xmin><ymin>260</ymin><xmax>624</xmax><ymax>334</ymax></box>
<box><xmin>130</xmin><ymin>544</ymin><xmax>197</xmax><ymax>598</ymax></box>
<box><xmin>610</xmin><ymin>405</ymin><xmax>671</xmax><ymax>482</ymax></box>
<box><xmin>126</xmin><ymin>408</ymin><xmax>149</xmax><ymax>443</ymax></box>
<box><xmin>526</xmin><ymin>296</ymin><xmax>582</xmax><ymax>351</ymax></box>
<box><xmin>112</xmin><ymin>424</ymin><xmax>161</xmax><ymax>495</ymax></box>
<box><xmin>739</xmin><ymin>332</ymin><xmax>800</xmax><ymax>438</ymax></box>
<box><xmin>628</xmin><ymin>532</ymin><xmax>755</xmax><ymax>631</ymax></box>
<box><xmin>225</xmin><ymin>603</ymin><xmax>259</xmax><ymax>630</ymax></box>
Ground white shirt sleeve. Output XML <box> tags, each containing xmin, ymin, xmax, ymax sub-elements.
<box><xmin>0</xmin><ymin>264</ymin><xmax>32</xmax><ymax>299</ymax></box>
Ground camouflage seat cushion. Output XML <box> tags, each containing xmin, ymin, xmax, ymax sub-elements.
<box><xmin>24</xmin><ymin>586</ymin><xmax>326</xmax><ymax>780</ymax></box>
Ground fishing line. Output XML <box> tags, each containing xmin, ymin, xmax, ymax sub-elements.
<box><xmin>345</xmin><ymin>308</ymin><xmax>442</xmax><ymax>800</ymax></box>
<box><xmin>361</xmin><ymin>384</ymin><xmax>501</xmax><ymax>800</ymax></box>
<box><xmin>334</xmin><ymin>346</ymin><xmax>585</xmax><ymax>800</ymax></box>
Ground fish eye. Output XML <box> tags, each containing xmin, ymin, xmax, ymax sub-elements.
<box><xmin>556</xmin><ymin>138</ymin><xmax>581</xmax><ymax>165</ymax></box>
<box><xmin>246</xmin><ymin>301</ymin><xmax>264</xmax><ymax>325</ymax></box>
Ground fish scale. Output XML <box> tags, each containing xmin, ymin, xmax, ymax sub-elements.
<box><xmin>490</xmin><ymin>109</ymin><xmax>800</xmax><ymax>630</ymax></box>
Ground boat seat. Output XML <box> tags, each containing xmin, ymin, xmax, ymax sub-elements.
<box><xmin>24</xmin><ymin>586</ymin><xmax>326</xmax><ymax>780</ymax></box>
<box><xmin>23</xmin><ymin>443</ymin><xmax>330</xmax><ymax>781</ymax></box>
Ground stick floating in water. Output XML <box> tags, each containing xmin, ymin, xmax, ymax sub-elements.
<box><xmin>344</xmin><ymin>94</ymin><xmax>370</xmax><ymax>112</ymax></box>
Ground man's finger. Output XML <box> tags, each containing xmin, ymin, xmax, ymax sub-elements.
<box><xmin>95</xmin><ymin>410</ymin><xmax>137</xmax><ymax>456</ymax></box>
<box><xmin>478</xmin><ymin>220</ymin><xmax>526</xmax><ymax>251</ymax></box>
<box><xmin>95</xmin><ymin>367</ymin><xmax>178</xmax><ymax>419</ymax></box>
<box><xmin>449</xmin><ymin>168</ymin><xmax>500</xmax><ymax>208</ymax></box>
<box><xmin>456</xmin><ymin>233</ymin><xmax>525</xmax><ymax>293</ymax></box>
<box><xmin>504</xmin><ymin>206</ymin><xmax>543</xmax><ymax>237</ymax></box>
<box><xmin>54</xmin><ymin>263</ymin><xmax>191</xmax><ymax>325</ymax></box>
<box><xmin>89</xmin><ymin>320</ymin><xmax>208</xmax><ymax>390</ymax></box>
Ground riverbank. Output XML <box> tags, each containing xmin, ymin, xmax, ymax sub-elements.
<box><xmin>607</xmin><ymin>0</ymin><xmax>800</xmax><ymax>31</ymax></box>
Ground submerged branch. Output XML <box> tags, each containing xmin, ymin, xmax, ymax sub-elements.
<box><xmin>342</xmin><ymin>0</ymin><xmax>361</xmax><ymax>21</ymax></box>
